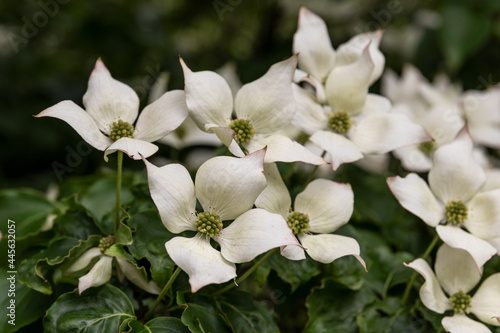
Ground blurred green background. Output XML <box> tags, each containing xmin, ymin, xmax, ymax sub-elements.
<box><xmin>1</xmin><ymin>0</ymin><xmax>500</xmax><ymax>190</ymax></box>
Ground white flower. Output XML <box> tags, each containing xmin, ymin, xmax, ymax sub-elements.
<box><xmin>66</xmin><ymin>237</ymin><xmax>160</xmax><ymax>295</ymax></box>
<box><xmin>381</xmin><ymin>65</ymin><xmax>469</xmax><ymax>172</ymax></box>
<box><xmin>181</xmin><ymin>55</ymin><xmax>325</xmax><ymax>166</ymax></box>
<box><xmin>292</xmin><ymin>7</ymin><xmax>430</xmax><ymax>170</ymax></box>
<box><xmin>255</xmin><ymin>163</ymin><xmax>366</xmax><ymax>268</ymax></box>
<box><xmin>35</xmin><ymin>59</ymin><xmax>188</xmax><ymax>161</ymax></box>
<box><xmin>148</xmin><ymin>71</ymin><xmax>226</xmax><ymax>150</ymax></box>
<box><xmin>144</xmin><ymin>149</ymin><xmax>300</xmax><ymax>292</ymax></box>
<box><xmin>460</xmin><ymin>87</ymin><xmax>500</xmax><ymax>149</ymax></box>
<box><xmin>391</xmin><ymin>103</ymin><xmax>465</xmax><ymax>172</ymax></box>
<box><xmin>418</xmin><ymin>72</ymin><xmax>462</xmax><ymax>108</ymax></box>
<box><xmin>382</xmin><ymin>64</ymin><xmax>429</xmax><ymax>114</ymax></box>
<box><xmin>405</xmin><ymin>244</ymin><xmax>500</xmax><ymax>332</ymax></box>
<box><xmin>388</xmin><ymin>132</ymin><xmax>499</xmax><ymax>269</ymax></box>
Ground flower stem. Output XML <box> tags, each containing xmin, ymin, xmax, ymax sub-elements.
<box><xmin>114</xmin><ymin>151</ymin><xmax>123</xmax><ymax>235</ymax></box>
<box><xmin>304</xmin><ymin>151</ymin><xmax>326</xmax><ymax>186</ymax></box>
<box><xmin>213</xmin><ymin>248</ymin><xmax>276</xmax><ymax>297</ymax></box>
<box><xmin>401</xmin><ymin>234</ymin><xmax>440</xmax><ymax>305</ymax></box>
<box><xmin>144</xmin><ymin>266</ymin><xmax>182</xmax><ymax>320</ymax></box>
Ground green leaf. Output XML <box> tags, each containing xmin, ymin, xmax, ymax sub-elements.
<box><xmin>56</xmin><ymin>235</ymin><xmax>101</xmax><ymax>278</ymax></box>
<box><xmin>356</xmin><ymin>306</ymin><xmax>392</xmax><ymax>333</ymax></box>
<box><xmin>328</xmin><ymin>255</ymin><xmax>366</xmax><ymax>290</ymax></box>
<box><xmin>304</xmin><ymin>278</ymin><xmax>377</xmax><ymax>333</ymax></box>
<box><xmin>0</xmin><ymin>188</ymin><xmax>56</xmax><ymax>240</ymax></box>
<box><xmin>105</xmin><ymin>244</ymin><xmax>135</xmax><ymax>261</ymax></box>
<box><xmin>363</xmin><ymin>246</ymin><xmax>414</xmax><ymax>297</ymax></box>
<box><xmin>179</xmin><ymin>295</ymin><xmax>231</xmax><ymax>333</ymax></box>
<box><xmin>145</xmin><ymin>317</ymin><xmax>189</xmax><ymax>332</ymax></box>
<box><xmin>54</xmin><ymin>196</ymin><xmax>101</xmax><ymax>239</ymax></box>
<box><xmin>17</xmin><ymin>237</ymin><xmax>80</xmax><ymax>294</ymax></box>
<box><xmin>127</xmin><ymin>211</ymin><xmax>175</xmax><ymax>286</ymax></box>
<box><xmin>351</xmin><ymin>173</ymin><xmax>401</xmax><ymax>226</ymax></box>
<box><xmin>217</xmin><ymin>290</ymin><xmax>280</xmax><ymax>333</ymax></box>
<box><xmin>262</xmin><ymin>251</ymin><xmax>321</xmax><ymax>291</ymax></box>
<box><xmin>0</xmin><ymin>269</ymin><xmax>54</xmax><ymax>333</ymax></box>
<box><xmin>105</xmin><ymin>244</ymin><xmax>158</xmax><ymax>293</ymax></box>
<box><xmin>349</xmin><ymin>170</ymin><xmax>429</xmax><ymax>255</ymax></box>
<box><xmin>80</xmin><ymin>177</ymin><xmax>134</xmax><ymax>223</ymax></box>
<box><xmin>126</xmin><ymin>317</ymin><xmax>189</xmax><ymax>333</ymax></box>
<box><xmin>252</xmin><ymin>261</ymin><xmax>272</xmax><ymax>286</ymax></box>
<box><xmin>416</xmin><ymin>300</ymin><xmax>445</xmax><ymax>331</ymax></box>
<box><xmin>356</xmin><ymin>298</ymin><xmax>403</xmax><ymax>333</ymax></box>
<box><xmin>439</xmin><ymin>4</ymin><xmax>492</xmax><ymax>71</ymax></box>
<box><xmin>115</xmin><ymin>216</ymin><xmax>133</xmax><ymax>246</ymax></box>
<box><xmin>387</xmin><ymin>307</ymin><xmax>436</xmax><ymax>333</ymax></box>
<box><xmin>43</xmin><ymin>284</ymin><xmax>136</xmax><ymax>333</ymax></box>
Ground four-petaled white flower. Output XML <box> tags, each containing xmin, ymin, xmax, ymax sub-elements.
<box><xmin>292</xmin><ymin>7</ymin><xmax>430</xmax><ymax>170</ymax></box>
<box><xmin>405</xmin><ymin>244</ymin><xmax>500</xmax><ymax>332</ymax></box>
<box><xmin>144</xmin><ymin>149</ymin><xmax>301</xmax><ymax>292</ymax></box>
<box><xmin>181</xmin><ymin>55</ymin><xmax>325</xmax><ymax>166</ymax></box>
<box><xmin>388</xmin><ymin>131</ymin><xmax>500</xmax><ymax>269</ymax></box>
<box><xmin>36</xmin><ymin>58</ymin><xmax>188</xmax><ymax>161</ymax></box>
<box><xmin>65</xmin><ymin>236</ymin><xmax>160</xmax><ymax>295</ymax></box>
<box><xmin>254</xmin><ymin>163</ymin><xmax>366</xmax><ymax>268</ymax></box>
<box><xmin>382</xmin><ymin>66</ymin><xmax>464</xmax><ymax>172</ymax></box>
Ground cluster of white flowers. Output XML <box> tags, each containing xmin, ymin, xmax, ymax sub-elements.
<box><xmin>383</xmin><ymin>63</ymin><xmax>500</xmax><ymax>173</ymax></box>
<box><xmin>36</xmin><ymin>6</ymin><xmax>499</xmax><ymax>330</ymax></box>
<box><xmin>381</xmin><ymin>24</ymin><xmax>500</xmax><ymax>333</ymax></box>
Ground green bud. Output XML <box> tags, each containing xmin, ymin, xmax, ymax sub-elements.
<box><xmin>328</xmin><ymin>111</ymin><xmax>352</xmax><ymax>134</ymax></box>
<box><xmin>287</xmin><ymin>211</ymin><xmax>310</xmax><ymax>235</ymax></box>
<box><xmin>109</xmin><ymin>119</ymin><xmax>134</xmax><ymax>141</ymax></box>
<box><xmin>419</xmin><ymin>141</ymin><xmax>436</xmax><ymax>156</ymax></box>
<box><xmin>99</xmin><ymin>235</ymin><xmax>115</xmax><ymax>253</ymax></box>
<box><xmin>449</xmin><ymin>290</ymin><xmax>472</xmax><ymax>314</ymax></box>
<box><xmin>446</xmin><ymin>200</ymin><xmax>468</xmax><ymax>225</ymax></box>
<box><xmin>229</xmin><ymin>119</ymin><xmax>255</xmax><ymax>144</ymax></box>
<box><xmin>194</xmin><ymin>211</ymin><xmax>223</xmax><ymax>238</ymax></box>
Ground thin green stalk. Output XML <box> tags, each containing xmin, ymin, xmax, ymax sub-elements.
<box><xmin>401</xmin><ymin>234</ymin><xmax>440</xmax><ymax>305</ymax></box>
<box><xmin>382</xmin><ymin>270</ymin><xmax>395</xmax><ymax>300</ymax></box>
<box><xmin>144</xmin><ymin>266</ymin><xmax>182</xmax><ymax>320</ymax></box>
<box><xmin>282</xmin><ymin>163</ymin><xmax>296</xmax><ymax>183</ymax></box>
<box><xmin>213</xmin><ymin>248</ymin><xmax>276</xmax><ymax>296</ymax></box>
<box><xmin>114</xmin><ymin>151</ymin><xmax>123</xmax><ymax>234</ymax></box>
<box><xmin>304</xmin><ymin>151</ymin><xmax>326</xmax><ymax>186</ymax></box>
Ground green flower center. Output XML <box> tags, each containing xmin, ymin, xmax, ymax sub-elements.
<box><xmin>99</xmin><ymin>235</ymin><xmax>115</xmax><ymax>253</ymax></box>
<box><xmin>328</xmin><ymin>111</ymin><xmax>352</xmax><ymax>134</ymax></box>
<box><xmin>449</xmin><ymin>290</ymin><xmax>472</xmax><ymax>314</ymax></box>
<box><xmin>194</xmin><ymin>211</ymin><xmax>223</xmax><ymax>238</ymax></box>
<box><xmin>446</xmin><ymin>200</ymin><xmax>468</xmax><ymax>225</ymax></box>
<box><xmin>109</xmin><ymin>120</ymin><xmax>134</xmax><ymax>141</ymax></box>
<box><xmin>229</xmin><ymin>119</ymin><xmax>255</xmax><ymax>144</ymax></box>
<box><xmin>419</xmin><ymin>141</ymin><xmax>436</xmax><ymax>156</ymax></box>
<box><xmin>287</xmin><ymin>211</ymin><xmax>310</xmax><ymax>235</ymax></box>
<box><xmin>174</xmin><ymin>126</ymin><xmax>186</xmax><ymax>140</ymax></box>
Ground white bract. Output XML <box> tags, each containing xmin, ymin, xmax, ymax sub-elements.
<box><xmin>150</xmin><ymin>71</ymin><xmax>227</xmax><ymax>150</ymax></box>
<box><xmin>181</xmin><ymin>55</ymin><xmax>325</xmax><ymax>166</ymax></box>
<box><xmin>382</xmin><ymin>65</ymin><xmax>472</xmax><ymax>172</ymax></box>
<box><xmin>382</xmin><ymin>64</ymin><xmax>430</xmax><ymax>115</ymax></box>
<box><xmin>460</xmin><ymin>87</ymin><xmax>500</xmax><ymax>149</ymax></box>
<box><xmin>405</xmin><ymin>244</ymin><xmax>500</xmax><ymax>332</ymax></box>
<box><xmin>391</xmin><ymin>103</ymin><xmax>465</xmax><ymax>172</ymax></box>
<box><xmin>255</xmin><ymin>163</ymin><xmax>366</xmax><ymax>268</ymax></box>
<box><xmin>292</xmin><ymin>7</ymin><xmax>430</xmax><ymax>170</ymax></box>
<box><xmin>388</xmin><ymin>132</ymin><xmax>500</xmax><ymax>269</ymax></box>
<box><xmin>35</xmin><ymin>59</ymin><xmax>188</xmax><ymax>161</ymax></box>
<box><xmin>65</xmin><ymin>236</ymin><xmax>160</xmax><ymax>295</ymax></box>
<box><xmin>145</xmin><ymin>149</ymin><xmax>300</xmax><ymax>292</ymax></box>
